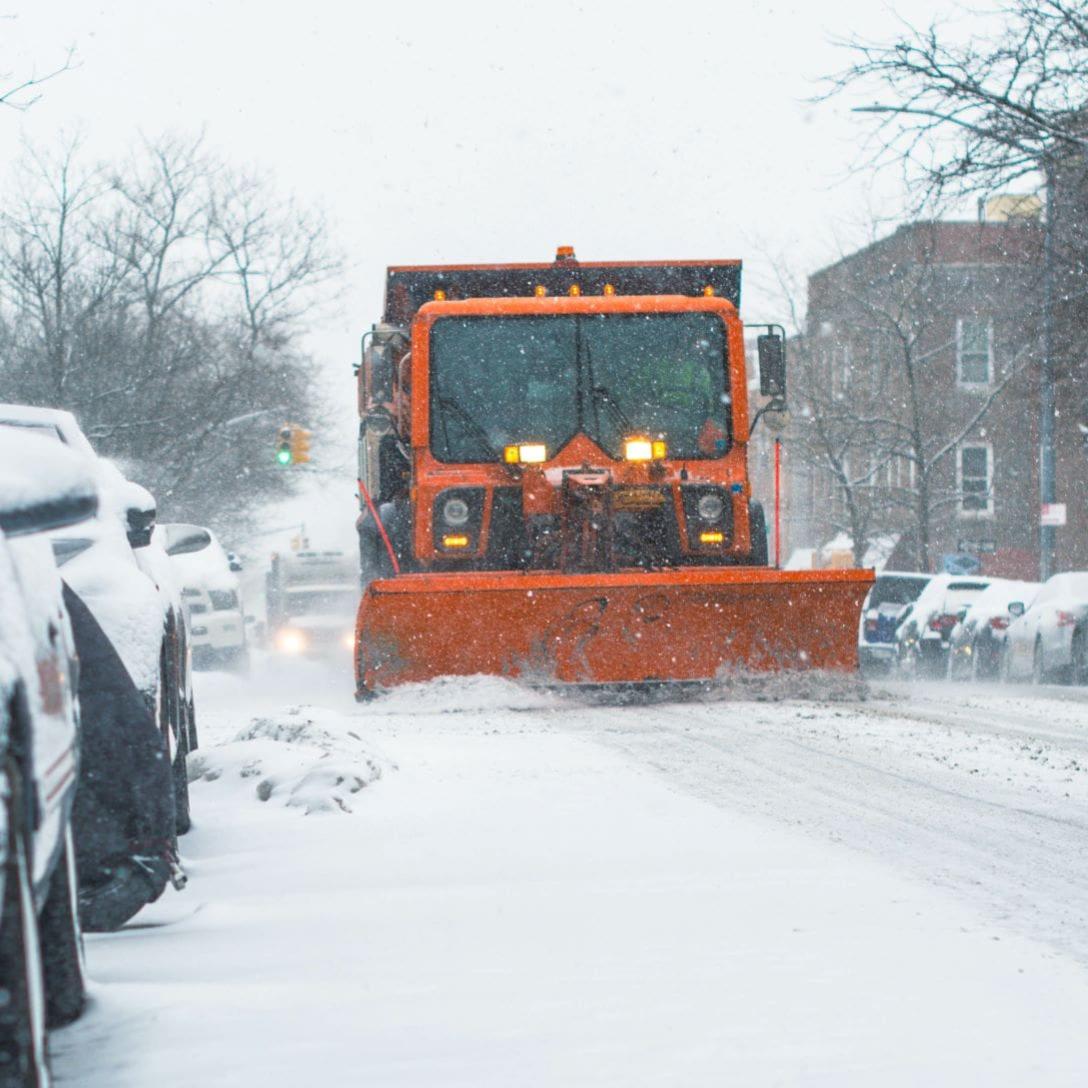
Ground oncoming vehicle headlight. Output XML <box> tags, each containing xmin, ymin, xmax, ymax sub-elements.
<box><xmin>442</xmin><ymin>497</ymin><xmax>470</xmax><ymax>526</ymax></box>
<box><xmin>275</xmin><ymin>628</ymin><xmax>307</xmax><ymax>655</ymax></box>
<box><xmin>697</xmin><ymin>493</ymin><xmax>724</xmax><ymax>522</ymax></box>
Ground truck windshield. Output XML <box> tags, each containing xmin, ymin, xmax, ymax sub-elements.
<box><xmin>429</xmin><ymin>312</ymin><xmax>729</xmax><ymax>462</ymax></box>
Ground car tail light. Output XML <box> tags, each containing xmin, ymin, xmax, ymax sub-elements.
<box><xmin>865</xmin><ymin>617</ymin><xmax>879</xmax><ymax>634</ymax></box>
<box><xmin>988</xmin><ymin>615</ymin><xmax>1009</xmax><ymax>630</ymax></box>
<box><xmin>1056</xmin><ymin>610</ymin><xmax>1077</xmax><ymax>627</ymax></box>
<box><xmin>929</xmin><ymin>613</ymin><xmax>958</xmax><ymax>632</ymax></box>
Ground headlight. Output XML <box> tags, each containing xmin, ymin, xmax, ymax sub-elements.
<box><xmin>442</xmin><ymin>497</ymin><xmax>470</xmax><ymax>526</ymax></box>
<box><xmin>275</xmin><ymin>628</ymin><xmax>307</xmax><ymax>654</ymax></box>
<box><xmin>697</xmin><ymin>493</ymin><xmax>724</xmax><ymax>522</ymax></box>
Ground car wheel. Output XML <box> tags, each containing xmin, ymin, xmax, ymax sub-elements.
<box><xmin>39</xmin><ymin>825</ymin><xmax>86</xmax><ymax>1028</ymax></box>
<box><xmin>186</xmin><ymin>697</ymin><xmax>199</xmax><ymax>753</ymax></box>
<box><xmin>0</xmin><ymin>767</ymin><xmax>49</xmax><ymax>1088</ymax></box>
<box><xmin>173</xmin><ymin>734</ymin><xmax>191</xmax><ymax>837</ymax></box>
<box><xmin>1032</xmin><ymin>639</ymin><xmax>1047</xmax><ymax>685</ymax></box>
<box><xmin>999</xmin><ymin>642</ymin><xmax>1013</xmax><ymax>683</ymax></box>
<box><xmin>1072</xmin><ymin>629</ymin><xmax>1088</xmax><ymax>687</ymax></box>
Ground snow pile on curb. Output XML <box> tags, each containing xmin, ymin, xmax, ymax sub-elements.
<box><xmin>187</xmin><ymin>705</ymin><xmax>391</xmax><ymax>814</ymax></box>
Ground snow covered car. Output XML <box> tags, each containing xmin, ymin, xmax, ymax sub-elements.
<box><xmin>0</xmin><ymin>432</ymin><xmax>96</xmax><ymax>1083</ymax></box>
<box><xmin>0</xmin><ymin>406</ymin><xmax>194</xmax><ymax>839</ymax></box>
<box><xmin>160</xmin><ymin>523</ymin><xmax>249</xmax><ymax>672</ymax></box>
<box><xmin>1001</xmin><ymin>571</ymin><xmax>1088</xmax><ymax>685</ymax></box>
<box><xmin>894</xmin><ymin>574</ymin><xmax>990</xmax><ymax>679</ymax></box>
<box><xmin>857</xmin><ymin>571</ymin><xmax>932</xmax><ymax>673</ymax></box>
<box><xmin>946</xmin><ymin>579</ymin><xmax>1041</xmax><ymax>681</ymax></box>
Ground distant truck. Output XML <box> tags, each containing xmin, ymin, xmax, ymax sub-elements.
<box><xmin>266</xmin><ymin>550</ymin><xmax>359</xmax><ymax>657</ymax></box>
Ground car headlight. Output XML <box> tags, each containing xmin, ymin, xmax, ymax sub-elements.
<box><xmin>697</xmin><ymin>493</ymin><xmax>724</xmax><ymax>522</ymax></box>
<box><xmin>442</xmin><ymin>497</ymin><xmax>470</xmax><ymax>526</ymax></box>
<box><xmin>275</xmin><ymin>628</ymin><xmax>307</xmax><ymax>654</ymax></box>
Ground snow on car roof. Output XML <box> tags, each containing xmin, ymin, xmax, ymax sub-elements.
<box><xmin>0</xmin><ymin>403</ymin><xmax>98</xmax><ymax>458</ymax></box>
<box><xmin>962</xmin><ymin>579</ymin><xmax>1041</xmax><ymax>621</ymax></box>
<box><xmin>0</xmin><ymin>429</ymin><xmax>98</xmax><ymax>530</ymax></box>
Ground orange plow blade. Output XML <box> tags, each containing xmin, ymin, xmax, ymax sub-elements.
<box><xmin>355</xmin><ymin>567</ymin><xmax>874</xmax><ymax>694</ymax></box>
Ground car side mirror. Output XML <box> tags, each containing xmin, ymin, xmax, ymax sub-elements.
<box><xmin>165</xmin><ymin>527</ymin><xmax>212</xmax><ymax>556</ymax></box>
<box><xmin>1008</xmin><ymin>601</ymin><xmax>1025</xmax><ymax>618</ymax></box>
<box><xmin>126</xmin><ymin>504</ymin><xmax>156</xmax><ymax>548</ymax></box>
<box><xmin>757</xmin><ymin>332</ymin><xmax>786</xmax><ymax>402</ymax></box>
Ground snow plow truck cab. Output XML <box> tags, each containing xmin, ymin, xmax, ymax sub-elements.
<box><xmin>354</xmin><ymin>248</ymin><xmax>873</xmax><ymax>695</ymax></box>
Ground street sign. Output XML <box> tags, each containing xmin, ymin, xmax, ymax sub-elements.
<box><xmin>957</xmin><ymin>539</ymin><xmax>997</xmax><ymax>555</ymax></box>
<box><xmin>1041</xmin><ymin>503</ymin><xmax>1067</xmax><ymax>527</ymax></box>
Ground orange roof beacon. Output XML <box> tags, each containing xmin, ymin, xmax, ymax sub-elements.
<box><xmin>353</xmin><ymin>247</ymin><xmax>872</xmax><ymax>695</ymax></box>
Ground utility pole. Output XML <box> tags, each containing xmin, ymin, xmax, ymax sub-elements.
<box><xmin>1040</xmin><ymin>160</ymin><xmax>1056</xmax><ymax>581</ymax></box>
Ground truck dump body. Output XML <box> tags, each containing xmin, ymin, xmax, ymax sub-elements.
<box><xmin>355</xmin><ymin>249</ymin><xmax>872</xmax><ymax>695</ymax></box>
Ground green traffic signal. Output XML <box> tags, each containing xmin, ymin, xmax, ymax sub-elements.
<box><xmin>276</xmin><ymin>446</ymin><xmax>292</xmax><ymax>465</ymax></box>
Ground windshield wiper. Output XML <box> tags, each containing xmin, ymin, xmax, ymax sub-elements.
<box><xmin>591</xmin><ymin>384</ymin><xmax>634</xmax><ymax>433</ymax></box>
<box><xmin>436</xmin><ymin>395</ymin><xmax>497</xmax><ymax>459</ymax></box>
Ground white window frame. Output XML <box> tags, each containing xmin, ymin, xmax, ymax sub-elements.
<box><xmin>958</xmin><ymin>441</ymin><xmax>994</xmax><ymax>517</ymax></box>
<box><xmin>956</xmin><ymin>317</ymin><xmax>993</xmax><ymax>387</ymax></box>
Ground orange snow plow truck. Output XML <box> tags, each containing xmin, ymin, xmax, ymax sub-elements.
<box><xmin>354</xmin><ymin>247</ymin><xmax>872</xmax><ymax>697</ymax></box>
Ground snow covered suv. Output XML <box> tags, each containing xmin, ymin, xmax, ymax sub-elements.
<box><xmin>0</xmin><ymin>431</ymin><xmax>97</xmax><ymax>1083</ymax></box>
<box><xmin>161</xmin><ymin>524</ymin><xmax>249</xmax><ymax>672</ymax></box>
<box><xmin>0</xmin><ymin>406</ymin><xmax>194</xmax><ymax>844</ymax></box>
<box><xmin>894</xmin><ymin>574</ymin><xmax>991</xmax><ymax>679</ymax></box>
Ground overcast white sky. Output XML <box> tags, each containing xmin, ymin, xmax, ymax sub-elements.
<box><xmin>2</xmin><ymin>0</ymin><xmax>993</xmax><ymax>545</ymax></box>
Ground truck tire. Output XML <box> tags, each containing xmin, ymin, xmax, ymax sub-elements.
<box><xmin>748</xmin><ymin>502</ymin><xmax>769</xmax><ymax>566</ymax></box>
<box><xmin>40</xmin><ymin>826</ymin><xmax>86</xmax><ymax>1028</ymax></box>
<box><xmin>0</xmin><ymin>766</ymin><xmax>49</xmax><ymax>1088</ymax></box>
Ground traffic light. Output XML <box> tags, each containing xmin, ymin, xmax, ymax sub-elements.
<box><xmin>290</xmin><ymin>426</ymin><xmax>311</xmax><ymax>464</ymax></box>
<box><xmin>275</xmin><ymin>427</ymin><xmax>292</xmax><ymax>466</ymax></box>
<box><xmin>275</xmin><ymin>423</ymin><xmax>312</xmax><ymax>466</ymax></box>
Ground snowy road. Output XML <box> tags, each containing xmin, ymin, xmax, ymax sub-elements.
<box><xmin>54</xmin><ymin>665</ymin><xmax>1088</xmax><ymax>1085</ymax></box>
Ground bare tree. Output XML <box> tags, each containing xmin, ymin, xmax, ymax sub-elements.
<box><xmin>1</xmin><ymin>45</ymin><xmax>75</xmax><ymax>111</ymax></box>
<box><xmin>826</xmin><ymin>0</ymin><xmax>1088</xmax><ymax>206</ymax></box>
<box><xmin>0</xmin><ymin>133</ymin><xmax>342</xmax><ymax>533</ymax></box>
<box><xmin>782</xmin><ymin>223</ymin><xmax>1040</xmax><ymax>570</ymax></box>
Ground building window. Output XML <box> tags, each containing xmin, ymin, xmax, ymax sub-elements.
<box><xmin>957</xmin><ymin>318</ymin><xmax>992</xmax><ymax>385</ymax></box>
<box><xmin>959</xmin><ymin>443</ymin><xmax>993</xmax><ymax>515</ymax></box>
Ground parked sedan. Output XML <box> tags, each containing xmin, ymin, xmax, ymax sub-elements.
<box><xmin>894</xmin><ymin>574</ymin><xmax>990</xmax><ymax>678</ymax></box>
<box><xmin>947</xmin><ymin>579</ymin><xmax>1041</xmax><ymax>681</ymax></box>
<box><xmin>1002</xmin><ymin>571</ymin><xmax>1088</xmax><ymax>685</ymax></box>
<box><xmin>857</xmin><ymin>571</ymin><xmax>933</xmax><ymax>674</ymax></box>
<box><xmin>0</xmin><ymin>432</ymin><xmax>97</xmax><ymax>1083</ymax></box>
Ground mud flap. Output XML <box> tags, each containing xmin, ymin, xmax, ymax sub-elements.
<box><xmin>356</xmin><ymin>568</ymin><xmax>874</xmax><ymax>692</ymax></box>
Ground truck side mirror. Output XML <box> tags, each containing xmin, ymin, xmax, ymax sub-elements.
<box><xmin>758</xmin><ymin>333</ymin><xmax>786</xmax><ymax>401</ymax></box>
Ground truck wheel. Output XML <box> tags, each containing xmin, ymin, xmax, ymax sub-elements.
<box><xmin>40</xmin><ymin>826</ymin><xmax>86</xmax><ymax>1028</ymax></box>
<box><xmin>0</xmin><ymin>768</ymin><xmax>49</xmax><ymax>1088</ymax></box>
<box><xmin>748</xmin><ymin>502</ymin><xmax>769</xmax><ymax>566</ymax></box>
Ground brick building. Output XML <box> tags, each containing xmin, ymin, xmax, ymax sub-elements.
<box><xmin>781</xmin><ymin>214</ymin><xmax>1048</xmax><ymax>576</ymax></box>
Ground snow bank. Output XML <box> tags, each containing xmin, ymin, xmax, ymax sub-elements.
<box><xmin>187</xmin><ymin>704</ymin><xmax>390</xmax><ymax>814</ymax></box>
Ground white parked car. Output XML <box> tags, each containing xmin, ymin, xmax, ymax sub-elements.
<box><xmin>946</xmin><ymin>579</ymin><xmax>1041</xmax><ymax>681</ymax></box>
<box><xmin>0</xmin><ymin>405</ymin><xmax>194</xmax><ymax>838</ymax></box>
<box><xmin>1002</xmin><ymin>571</ymin><xmax>1088</xmax><ymax>685</ymax></box>
<box><xmin>893</xmin><ymin>573</ymin><xmax>991</xmax><ymax>678</ymax></box>
<box><xmin>160</xmin><ymin>524</ymin><xmax>249</xmax><ymax>672</ymax></box>
<box><xmin>0</xmin><ymin>431</ymin><xmax>97</xmax><ymax>1082</ymax></box>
